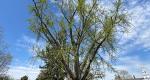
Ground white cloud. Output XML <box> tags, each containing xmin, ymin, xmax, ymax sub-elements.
<box><xmin>102</xmin><ymin>56</ymin><xmax>143</xmax><ymax>80</ymax></box>
<box><xmin>9</xmin><ymin>35</ymin><xmax>44</xmax><ymax>80</ymax></box>
<box><xmin>119</xmin><ymin>0</ymin><xmax>150</xmax><ymax>52</ymax></box>
<box><xmin>7</xmin><ymin>65</ymin><xmax>40</xmax><ymax>80</ymax></box>
<box><xmin>114</xmin><ymin>55</ymin><xmax>150</xmax><ymax>78</ymax></box>
<box><xmin>16</xmin><ymin>35</ymin><xmax>45</xmax><ymax>56</ymax></box>
<box><xmin>105</xmin><ymin>0</ymin><xmax>150</xmax><ymax>79</ymax></box>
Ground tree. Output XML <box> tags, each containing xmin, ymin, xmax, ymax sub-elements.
<box><xmin>36</xmin><ymin>69</ymin><xmax>65</xmax><ymax>80</ymax></box>
<box><xmin>29</xmin><ymin>0</ymin><xmax>129</xmax><ymax>80</ymax></box>
<box><xmin>0</xmin><ymin>75</ymin><xmax>14</xmax><ymax>80</ymax></box>
<box><xmin>21</xmin><ymin>75</ymin><xmax>28</xmax><ymax>80</ymax></box>
<box><xmin>114</xmin><ymin>70</ymin><xmax>133</xmax><ymax>80</ymax></box>
<box><xmin>36</xmin><ymin>45</ymin><xmax>65</xmax><ymax>80</ymax></box>
<box><xmin>0</xmin><ymin>28</ymin><xmax>12</xmax><ymax>77</ymax></box>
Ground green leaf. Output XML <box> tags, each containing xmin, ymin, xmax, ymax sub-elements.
<box><xmin>29</xmin><ymin>25</ymin><xmax>36</xmax><ymax>32</ymax></box>
<box><xmin>39</xmin><ymin>0</ymin><xmax>46</xmax><ymax>3</ymax></box>
<box><xmin>39</xmin><ymin>26</ymin><xmax>46</xmax><ymax>32</ymax></box>
<box><xmin>59</xmin><ymin>20</ymin><xmax>65</xmax><ymax>28</ymax></box>
<box><xmin>48</xmin><ymin>21</ymin><xmax>54</xmax><ymax>27</ymax></box>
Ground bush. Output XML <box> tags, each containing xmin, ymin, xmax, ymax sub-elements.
<box><xmin>21</xmin><ymin>75</ymin><xmax>28</xmax><ymax>80</ymax></box>
<box><xmin>0</xmin><ymin>75</ymin><xmax>13</xmax><ymax>80</ymax></box>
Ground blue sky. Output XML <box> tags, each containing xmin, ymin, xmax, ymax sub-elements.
<box><xmin>0</xmin><ymin>0</ymin><xmax>35</xmax><ymax>66</ymax></box>
<box><xmin>0</xmin><ymin>0</ymin><xmax>150</xmax><ymax>80</ymax></box>
<box><xmin>0</xmin><ymin>0</ymin><xmax>40</xmax><ymax>79</ymax></box>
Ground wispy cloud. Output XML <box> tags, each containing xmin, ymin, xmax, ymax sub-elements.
<box><xmin>8</xmin><ymin>35</ymin><xmax>44</xmax><ymax>80</ymax></box>
<box><xmin>119</xmin><ymin>0</ymin><xmax>150</xmax><ymax>52</ymax></box>
<box><xmin>105</xmin><ymin>0</ymin><xmax>150</xmax><ymax>79</ymax></box>
<box><xmin>8</xmin><ymin>65</ymin><xmax>40</xmax><ymax>80</ymax></box>
<box><xmin>16</xmin><ymin>35</ymin><xmax>45</xmax><ymax>56</ymax></box>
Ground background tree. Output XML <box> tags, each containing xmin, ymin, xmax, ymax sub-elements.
<box><xmin>0</xmin><ymin>75</ymin><xmax>14</xmax><ymax>80</ymax></box>
<box><xmin>114</xmin><ymin>70</ymin><xmax>133</xmax><ymax>80</ymax></box>
<box><xmin>21</xmin><ymin>75</ymin><xmax>28</xmax><ymax>80</ymax></box>
<box><xmin>29</xmin><ymin>0</ymin><xmax>129</xmax><ymax>80</ymax></box>
<box><xmin>0</xmin><ymin>28</ymin><xmax>12</xmax><ymax>78</ymax></box>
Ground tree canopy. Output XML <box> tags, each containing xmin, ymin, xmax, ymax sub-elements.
<box><xmin>29</xmin><ymin>0</ymin><xmax>130</xmax><ymax>79</ymax></box>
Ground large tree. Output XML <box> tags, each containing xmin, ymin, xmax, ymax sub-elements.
<box><xmin>29</xmin><ymin>0</ymin><xmax>129</xmax><ymax>80</ymax></box>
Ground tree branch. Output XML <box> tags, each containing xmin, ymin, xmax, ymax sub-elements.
<box><xmin>32</xmin><ymin>0</ymin><xmax>59</xmax><ymax>46</ymax></box>
<box><xmin>81</xmin><ymin>36</ymin><xmax>107</xmax><ymax>80</ymax></box>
